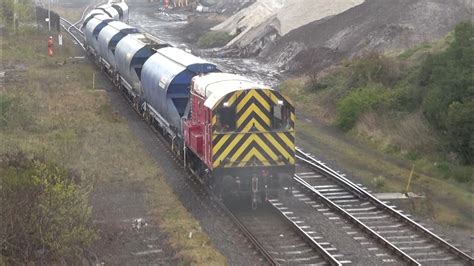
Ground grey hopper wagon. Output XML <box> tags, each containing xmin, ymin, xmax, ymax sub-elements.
<box><xmin>84</xmin><ymin>15</ymin><xmax>114</xmax><ymax>56</ymax></box>
<box><xmin>111</xmin><ymin>2</ymin><xmax>129</xmax><ymax>22</ymax></box>
<box><xmin>141</xmin><ymin>47</ymin><xmax>219</xmax><ymax>135</ymax></box>
<box><xmin>114</xmin><ymin>33</ymin><xmax>169</xmax><ymax>97</ymax></box>
<box><xmin>96</xmin><ymin>4</ymin><xmax>120</xmax><ymax>20</ymax></box>
<box><xmin>97</xmin><ymin>21</ymin><xmax>138</xmax><ymax>71</ymax></box>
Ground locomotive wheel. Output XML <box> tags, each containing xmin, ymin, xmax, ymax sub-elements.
<box><xmin>144</xmin><ymin>111</ymin><xmax>152</xmax><ymax>125</ymax></box>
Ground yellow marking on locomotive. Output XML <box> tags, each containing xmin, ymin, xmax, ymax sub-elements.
<box><xmin>237</xmin><ymin>103</ymin><xmax>270</xmax><ymax>128</ymax></box>
<box><xmin>230</xmin><ymin>134</ymin><xmax>278</xmax><ymax>162</ymax></box>
<box><xmin>211</xmin><ymin>88</ymin><xmax>296</xmax><ymax>168</ymax></box>
<box><xmin>214</xmin><ymin>134</ymin><xmax>246</xmax><ymax>166</ymax></box>
<box><xmin>261</xmin><ymin>133</ymin><xmax>293</xmax><ymax>162</ymax></box>
<box><xmin>276</xmin><ymin>132</ymin><xmax>295</xmax><ymax>152</ymax></box>
<box><xmin>212</xmin><ymin>134</ymin><xmax>230</xmax><ymax>154</ymax></box>
<box><xmin>236</xmin><ymin>90</ymin><xmax>270</xmax><ymax>113</ymax></box>
<box><xmin>239</xmin><ymin>147</ymin><xmax>271</xmax><ymax>167</ymax></box>
<box><xmin>269</xmin><ymin>92</ymin><xmax>280</xmax><ymax>105</ymax></box>
<box><xmin>226</xmin><ymin>90</ymin><xmax>242</xmax><ymax>107</ymax></box>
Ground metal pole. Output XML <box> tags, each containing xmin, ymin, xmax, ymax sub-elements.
<box><xmin>48</xmin><ymin>0</ymin><xmax>51</xmax><ymax>31</ymax></box>
<box><xmin>405</xmin><ymin>164</ymin><xmax>415</xmax><ymax>195</ymax></box>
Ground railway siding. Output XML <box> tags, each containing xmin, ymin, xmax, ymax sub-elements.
<box><xmin>294</xmin><ymin>148</ymin><xmax>473</xmax><ymax>265</ymax></box>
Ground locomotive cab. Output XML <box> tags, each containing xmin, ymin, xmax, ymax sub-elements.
<box><xmin>183</xmin><ymin>73</ymin><xmax>295</xmax><ymax>207</ymax></box>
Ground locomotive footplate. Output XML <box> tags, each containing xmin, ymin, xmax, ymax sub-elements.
<box><xmin>214</xmin><ymin>165</ymin><xmax>294</xmax><ymax>209</ymax></box>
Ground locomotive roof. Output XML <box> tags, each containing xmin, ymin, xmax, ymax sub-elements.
<box><xmin>193</xmin><ymin>73</ymin><xmax>271</xmax><ymax>109</ymax></box>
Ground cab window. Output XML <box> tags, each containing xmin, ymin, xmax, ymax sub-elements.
<box><xmin>214</xmin><ymin>106</ymin><xmax>236</xmax><ymax>133</ymax></box>
<box><xmin>272</xmin><ymin>104</ymin><xmax>290</xmax><ymax>130</ymax></box>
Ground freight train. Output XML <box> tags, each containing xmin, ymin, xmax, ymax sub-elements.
<box><xmin>82</xmin><ymin>2</ymin><xmax>295</xmax><ymax>208</ymax></box>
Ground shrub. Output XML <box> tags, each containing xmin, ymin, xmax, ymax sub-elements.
<box><xmin>445</xmin><ymin>100</ymin><xmax>474</xmax><ymax>164</ymax></box>
<box><xmin>420</xmin><ymin>21</ymin><xmax>474</xmax><ymax>164</ymax></box>
<box><xmin>0</xmin><ymin>152</ymin><xmax>97</xmax><ymax>263</ymax></box>
<box><xmin>346</xmin><ymin>53</ymin><xmax>403</xmax><ymax>88</ymax></box>
<box><xmin>197</xmin><ymin>31</ymin><xmax>233</xmax><ymax>48</ymax></box>
<box><xmin>336</xmin><ymin>84</ymin><xmax>388</xmax><ymax>130</ymax></box>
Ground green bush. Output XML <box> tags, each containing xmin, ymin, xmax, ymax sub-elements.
<box><xmin>336</xmin><ymin>84</ymin><xmax>388</xmax><ymax>130</ymax></box>
<box><xmin>0</xmin><ymin>153</ymin><xmax>97</xmax><ymax>263</ymax></box>
<box><xmin>197</xmin><ymin>31</ymin><xmax>233</xmax><ymax>48</ymax></box>
<box><xmin>346</xmin><ymin>53</ymin><xmax>403</xmax><ymax>88</ymax></box>
<box><xmin>445</xmin><ymin>100</ymin><xmax>474</xmax><ymax>164</ymax></box>
<box><xmin>420</xmin><ymin>21</ymin><xmax>473</xmax><ymax>164</ymax></box>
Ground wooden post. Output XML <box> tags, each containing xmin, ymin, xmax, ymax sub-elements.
<box><xmin>405</xmin><ymin>164</ymin><xmax>415</xmax><ymax>196</ymax></box>
<box><xmin>92</xmin><ymin>72</ymin><xmax>95</xmax><ymax>90</ymax></box>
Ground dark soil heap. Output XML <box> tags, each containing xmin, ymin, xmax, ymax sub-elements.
<box><xmin>260</xmin><ymin>0</ymin><xmax>472</xmax><ymax>74</ymax></box>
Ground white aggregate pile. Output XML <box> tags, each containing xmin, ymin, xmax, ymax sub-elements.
<box><xmin>213</xmin><ymin>0</ymin><xmax>365</xmax><ymax>46</ymax></box>
<box><xmin>212</xmin><ymin>0</ymin><xmax>284</xmax><ymax>35</ymax></box>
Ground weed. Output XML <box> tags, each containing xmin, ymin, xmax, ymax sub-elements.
<box><xmin>371</xmin><ymin>175</ymin><xmax>386</xmax><ymax>189</ymax></box>
<box><xmin>0</xmin><ymin>93</ymin><xmax>33</xmax><ymax>130</ymax></box>
<box><xmin>197</xmin><ymin>31</ymin><xmax>233</xmax><ymax>48</ymax></box>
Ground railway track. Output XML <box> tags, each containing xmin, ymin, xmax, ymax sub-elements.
<box><xmin>228</xmin><ymin>201</ymin><xmax>343</xmax><ymax>265</ymax></box>
<box><xmin>58</xmin><ymin>20</ymin><xmax>276</xmax><ymax>264</ymax></box>
<box><xmin>59</xmin><ymin>17</ymin><xmax>85</xmax><ymax>49</ymax></box>
<box><xmin>294</xmin><ymin>147</ymin><xmax>473</xmax><ymax>265</ymax></box>
<box><xmin>58</xmin><ymin>11</ymin><xmax>472</xmax><ymax>265</ymax></box>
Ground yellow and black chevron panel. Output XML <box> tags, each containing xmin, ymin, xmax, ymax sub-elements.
<box><xmin>212</xmin><ymin>132</ymin><xmax>295</xmax><ymax>168</ymax></box>
<box><xmin>211</xmin><ymin>88</ymin><xmax>295</xmax><ymax>168</ymax></box>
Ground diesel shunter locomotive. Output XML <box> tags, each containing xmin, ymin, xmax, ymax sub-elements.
<box><xmin>82</xmin><ymin>1</ymin><xmax>295</xmax><ymax>208</ymax></box>
<box><xmin>184</xmin><ymin>73</ymin><xmax>295</xmax><ymax>207</ymax></box>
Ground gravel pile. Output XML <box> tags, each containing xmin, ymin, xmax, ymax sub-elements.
<box><xmin>213</xmin><ymin>0</ymin><xmax>363</xmax><ymax>47</ymax></box>
<box><xmin>263</xmin><ymin>0</ymin><xmax>473</xmax><ymax>73</ymax></box>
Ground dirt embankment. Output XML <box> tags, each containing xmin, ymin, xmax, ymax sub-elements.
<box><xmin>262</xmin><ymin>0</ymin><xmax>473</xmax><ymax>73</ymax></box>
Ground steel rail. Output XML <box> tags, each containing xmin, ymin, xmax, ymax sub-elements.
<box><xmin>59</xmin><ymin>17</ymin><xmax>85</xmax><ymax>50</ymax></box>
<box><xmin>267</xmin><ymin>200</ymin><xmax>342</xmax><ymax>266</ymax></box>
<box><xmin>295</xmin><ymin>147</ymin><xmax>474</xmax><ymax>264</ymax></box>
<box><xmin>294</xmin><ymin>173</ymin><xmax>420</xmax><ymax>265</ymax></box>
<box><xmin>217</xmin><ymin>202</ymin><xmax>279</xmax><ymax>266</ymax></box>
<box><xmin>68</xmin><ymin>5</ymin><xmax>90</xmax><ymax>33</ymax></box>
<box><xmin>296</xmin><ymin>147</ymin><xmax>366</xmax><ymax>198</ymax></box>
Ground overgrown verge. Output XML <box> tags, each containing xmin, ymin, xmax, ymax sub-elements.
<box><xmin>1</xmin><ymin>5</ymin><xmax>226</xmax><ymax>264</ymax></box>
<box><xmin>0</xmin><ymin>153</ymin><xmax>97</xmax><ymax>263</ymax></box>
<box><xmin>282</xmin><ymin>22</ymin><xmax>473</xmax><ymax>183</ymax></box>
<box><xmin>281</xmin><ymin>22</ymin><xmax>473</xmax><ymax>227</ymax></box>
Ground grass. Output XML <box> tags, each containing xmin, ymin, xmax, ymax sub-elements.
<box><xmin>279</xmin><ymin>31</ymin><xmax>473</xmax><ymax>228</ymax></box>
<box><xmin>296</xmin><ymin>117</ymin><xmax>473</xmax><ymax>229</ymax></box>
<box><xmin>1</xmin><ymin>24</ymin><xmax>225</xmax><ymax>264</ymax></box>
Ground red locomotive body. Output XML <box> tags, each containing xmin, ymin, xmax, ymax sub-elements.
<box><xmin>183</xmin><ymin>73</ymin><xmax>296</xmax><ymax>206</ymax></box>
